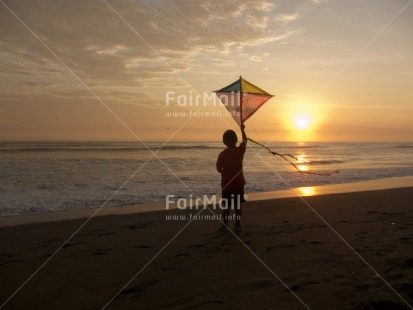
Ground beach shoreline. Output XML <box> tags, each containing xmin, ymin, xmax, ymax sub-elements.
<box><xmin>1</xmin><ymin>175</ymin><xmax>413</xmax><ymax>228</ymax></box>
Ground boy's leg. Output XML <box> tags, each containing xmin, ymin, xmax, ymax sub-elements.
<box><xmin>234</xmin><ymin>208</ymin><xmax>241</xmax><ymax>231</ymax></box>
<box><xmin>235</xmin><ymin>206</ymin><xmax>241</xmax><ymax>223</ymax></box>
<box><xmin>223</xmin><ymin>207</ymin><xmax>230</xmax><ymax>225</ymax></box>
<box><xmin>236</xmin><ymin>188</ymin><xmax>244</xmax><ymax>221</ymax></box>
<box><xmin>221</xmin><ymin>191</ymin><xmax>231</xmax><ymax>225</ymax></box>
<box><xmin>220</xmin><ymin>197</ymin><xmax>230</xmax><ymax>231</ymax></box>
<box><xmin>234</xmin><ymin>188</ymin><xmax>243</xmax><ymax>231</ymax></box>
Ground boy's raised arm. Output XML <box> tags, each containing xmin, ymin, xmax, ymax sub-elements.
<box><xmin>241</xmin><ymin>124</ymin><xmax>247</xmax><ymax>143</ymax></box>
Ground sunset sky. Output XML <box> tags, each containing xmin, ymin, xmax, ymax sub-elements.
<box><xmin>1</xmin><ymin>0</ymin><xmax>412</xmax><ymax>142</ymax></box>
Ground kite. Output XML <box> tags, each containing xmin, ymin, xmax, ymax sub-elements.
<box><xmin>214</xmin><ymin>76</ymin><xmax>338</xmax><ymax>176</ymax></box>
<box><xmin>213</xmin><ymin>76</ymin><xmax>273</xmax><ymax>126</ymax></box>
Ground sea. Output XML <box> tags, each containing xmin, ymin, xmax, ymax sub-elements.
<box><xmin>1</xmin><ymin>141</ymin><xmax>413</xmax><ymax>216</ymax></box>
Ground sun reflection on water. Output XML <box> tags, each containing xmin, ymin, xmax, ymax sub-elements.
<box><xmin>297</xmin><ymin>187</ymin><xmax>317</xmax><ymax>196</ymax></box>
<box><xmin>298</xmin><ymin>165</ymin><xmax>309</xmax><ymax>172</ymax></box>
<box><xmin>296</xmin><ymin>151</ymin><xmax>310</xmax><ymax>172</ymax></box>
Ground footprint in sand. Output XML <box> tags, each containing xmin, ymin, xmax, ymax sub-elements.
<box><xmin>405</xmin><ymin>258</ymin><xmax>413</xmax><ymax>268</ymax></box>
<box><xmin>310</xmin><ymin>241</ymin><xmax>324</xmax><ymax>244</ymax></box>
<box><xmin>297</xmin><ymin>240</ymin><xmax>324</xmax><ymax>245</ymax></box>
<box><xmin>42</xmin><ymin>238</ymin><xmax>60</xmax><ymax>244</ymax></box>
<box><xmin>400</xmin><ymin>283</ymin><xmax>413</xmax><ymax>300</ymax></box>
<box><xmin>124</xmin><ymin>225</ymin><xmax>137</xmax><ymax>230</ymax></box>
<box><xmin>186</xmin><ymin>244</ymin><xmax>206</xmax><ymax>248</ymax></box>
<box><xmin>0</xmin><ymin>253</ymin><xmax>13</xmax><ymax>258</ymax></box>
<box><xmin>90</xmin><ymin>248</ymin><xmax>111</xmax><ymax>256</ymax></box>
<box><xmin>381</xmin><ymin>212</ymin><xmax>398</xmax><ymax>215</ymax></box>
<box><xmin>266</xmin><ymin>244</ymin><xmax>300</xmax><ymax>251</ymax></box>
<box><xmin>386</xmin><ymin>273</ymin><xmax>403</xmax><ymax>281</ymax></box>
<box><xmin>92</xmin><ymin>251</ymin><xmax>107</xmax><ymax>256</ymax></box>
<box><xmin>37</xmin><ymin>239</ymin><xmax>60</xmax><ymax>248</ymax></box>
<box><xmin>358</xmin><ymin>220</ymin><xmax>375</xmax><ymax>223</ymax></box>
<box><xmin>160</xmin><ymin>267</ymin><xmax>177</xmax><ymax>272</ymax></box>
<box><xmin>373</xmin><ymin>248</ymin><xmax>394</xmax><ymax>256</ymax></box>
<box><xmin>288</xmin><ymin>281</ymin><xmax>319</xmax><ymax>291</ymax></box>
<box><xmin>0</xmin><ymin>259</ymin><xmax>24</xmax><ymax>266</ymax></box>
<box><xmin>355</xmin><ymin>300</ymin><xmax>407</xmax><ymax>310</ymax></box>
<box><xmin>385</xmin><ymin>257</ymin><xmax>413</xmax><ymax>269</ymax></box>
<box><xmin>120</xmin><ymin>287</ymin><xmax>137</xmax><ymax>296</ymax></box>
<box><xmin>119</xmin><ymin>279</ymin><xmax>160</xmax><ymax>297</ymax></box>
<box><xmin>134</xmin><ymin>245</ymin><xmax>152</xmax><ymax>249</ymax></box>
<box><xmin>98</xmin><ymin>231</ymin><xmax>115</xmax><ymax>237</ymax></box>
<box><xmin>123</xmin><ymin>221</ymin><xmax>157</xmax><ymax>230</ymax></box>
<box><xmin>78</xmin><ymin>233</ymin><xmax>94</xmax><ymax>237</ymax></box>
<box><xmin>354</xmin><ymin>284</ymin><xmax>370</xmax><ymax>291</ymax></box>
<box><xmin>245</xmin><ymin>279</ymin><xmax>275</xmax><ymax>289</ymax></box>
<box><xmin>331</xmin><ymin>274</ymin><xmax>346</xmax><ymax>280</ymax></box>
<box><xmin>184</xmin><ymin>300</ymin><xmax>224</xmax><ymax>308</ymax></box>
<box><xmin>62</xmin><ymin>242</ymin><xmax>84</xmax><ymax>248</ymax></box>
<box><xmin>276</xmin><ymin>245</ymin><xmax>299</xmax><ymax>248</ymax></box>
<box><xmin>168</xmin><ymin>253</ymin><xmax>190</xmax><ymax>259</ymax></box>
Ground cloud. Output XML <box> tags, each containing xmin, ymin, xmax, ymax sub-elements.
<box><xmin>250</xmin><ymin>56</ymin><xmax>262</xmax><ymax>62</ymax></box>
<box><xmin>275</xmin><ymin>13</ymin><xmax>299</xmax><ymax>22</ymax></box>
<box><xmin>311</xmin><ymin>0</ymin><xmax>328</xmax><ymax>4</ymax></box>
<box><xmin>0</xmin><ymin>0</ymin><xmax>307</xmax><ymax>109</ymax></box>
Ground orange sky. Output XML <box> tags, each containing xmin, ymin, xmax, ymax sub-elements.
<box><xmin>0</xmin><ymin>0</ymin><xmax>412</xmax><ymax>142</ymax></box>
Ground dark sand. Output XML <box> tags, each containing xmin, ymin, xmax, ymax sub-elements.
<box><xmin>1</xmin><ymin>187</ymin><xmax>413</xmax><ymax>309</ymax></box>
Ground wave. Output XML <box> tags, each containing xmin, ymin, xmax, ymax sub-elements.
<box><xmin>395</xmin><ymin>145</ymin><xmax>413</xmax><ymax>149</ymax></box>
<box><xmin>0</xmin><ymin>144</ymin><xmax>221</xmax><ymax>153</ymax></box>
<box><xmin>160</xmin><ymin>145</ymin><xmax>220</xmax><ymax>150</ymax></box>
<box><xmin>305</xmin><ymin>160</ymin><xmax>345</xmax><ymax>165</ymax></box>
<box><xmin>283</xmin><ymin>145</ymin><xmax>325</xmax><ymax>150</ymax></box>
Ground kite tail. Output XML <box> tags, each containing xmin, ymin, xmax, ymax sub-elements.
<box><xmin>246</xmin><ymin>137</ymin><xmax>339</xmax><ymax>176</ymax></box>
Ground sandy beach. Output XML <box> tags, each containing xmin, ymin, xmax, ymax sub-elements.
<box><xmin>1</xmin><ymin>184</ymin><xmax>413</xmax><ymax>309</ymax></box>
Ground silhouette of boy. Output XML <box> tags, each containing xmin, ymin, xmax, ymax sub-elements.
<box><xmin>216</xmin><ymin>124</ymin><xmax>247</xmax><ymax>232</ymax></box>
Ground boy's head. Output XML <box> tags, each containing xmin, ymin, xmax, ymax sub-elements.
<box><xmin>223</xmin><ymin>130</ymin><xmax>237</xmax><ymax>147</ymax></box>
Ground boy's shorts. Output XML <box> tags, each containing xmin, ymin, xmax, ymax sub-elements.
<box><xmin>222</xmin><ymin>187</ymin><xmax>246</xmax><ymax>208</ymax></box>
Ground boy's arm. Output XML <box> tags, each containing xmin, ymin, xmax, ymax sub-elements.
<box><xmin>241</xmin><ymin>124</ymin><xmax>247</xmax><ymax>143</ymax></box>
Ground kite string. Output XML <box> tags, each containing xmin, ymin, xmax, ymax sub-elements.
<box><xmin>248</xmin><ymin>119</ymin><xmax>264</xmax><ymax>143</ymax></box>
<box><xmin>247</xmin><ymin>119</ymin><xmax>298</xmax><ymax>161</ymax></box>
<box><xmin>245</xmin><ymin>135</ymin><xmax>339</xmax><ymax>177</ymax></box>
<box><xmin>247</xmin><ymin>120</ymin><xmax>300</xmax><ymax>169</ymax></box>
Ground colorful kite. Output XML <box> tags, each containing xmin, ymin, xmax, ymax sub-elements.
<box><xmin>213</xmin><ymin>76</ymin><xmax>273</xmax><ymax>126</ymax></box>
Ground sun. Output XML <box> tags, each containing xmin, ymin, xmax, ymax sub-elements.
<box><xmin>297</xmin><ymin>117</ymin><xmax>308</xmax><ymax>129</ymax></box>
<box><xmin>280</xmin><ymin>101</ymin><xmax>323</xmax><ymax>141</ymax></box>
<box><xmin>295</xmin><ymin>115</ymin><xmax>311</xmax><ymax>130</ymax></box>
